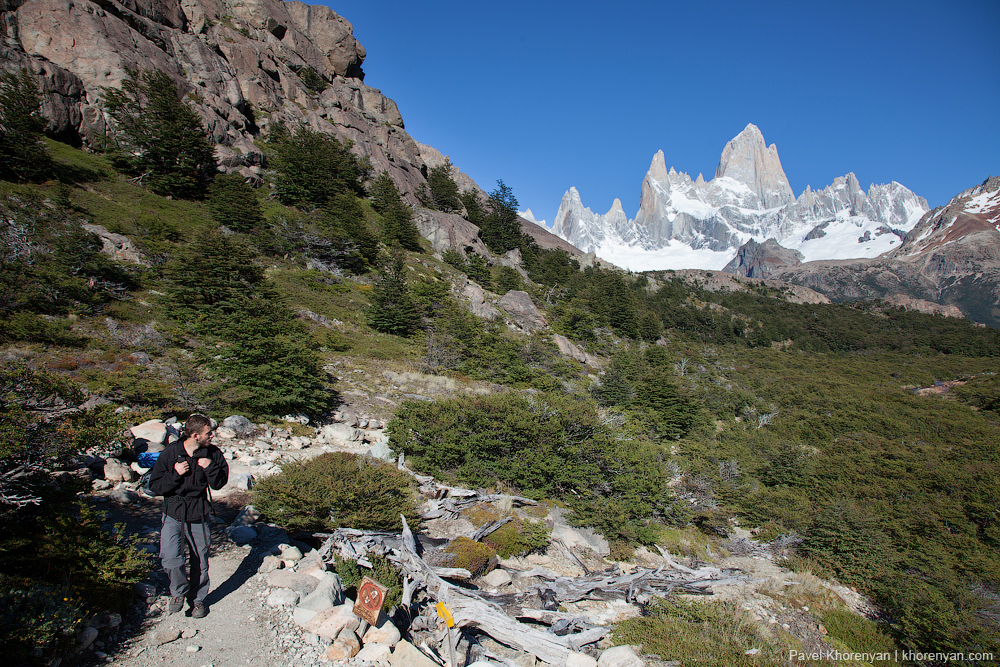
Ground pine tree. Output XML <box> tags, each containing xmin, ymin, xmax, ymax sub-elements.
<box><xmin>426</xmin><ymin>160</ymin><xmax>461</xmax><ymax>212</ymax></box>
<box><xmin>369</xmin><ymin>172</ymin><xmax>421</xmax><ymax>251</ymax></box>
<box><xmin>481</xmin><ymin>180</ymin><xmax>522</xmax><ymax>254</ymax></box>
<box><xmin>207</xmin><ymin>173</ymin><xmax>263</xmax><ymax>232</ymax></box>
<box><xmin>0</xmin><ymin>68</ymin><xmax>51</xmax><ymax>181</ymax></box>
<box><xmin>102</xmin><ymin>69</ymin><xmax>217</xmax><ymax>199</ymax></box>
<box><xmin>365</xmin><ymin>247</ymin><xmax>420</xmax><ymax>337</ymax></box>
<box><xmin>266</xmin><ymin>124</ymin><xmax>368</xmax><ymax>207</ymax></box>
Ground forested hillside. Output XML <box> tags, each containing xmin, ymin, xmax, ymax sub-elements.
<box><xmin>1</xmin><ymin>69</ymin><xmax>998</xmax><ymax>665</ymax></box>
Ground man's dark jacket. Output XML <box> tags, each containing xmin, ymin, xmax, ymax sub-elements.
<box><xmin>148</xmin><ymin>439</ymin><xmax>228</xmax><ymax>523</ymax></box>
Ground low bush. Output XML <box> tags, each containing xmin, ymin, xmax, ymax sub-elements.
<box><xmin>333</xmin><ymin>553</ymin><xmax>403</xmax><ymax>611</ymax></box>
<box><xmin>462</xmin><ymin>504</ymin><xmax>549</xmax><ymax>558</ymax></box>
<box><xmin>613</xmin><ymin>596</ymin><xmax>785</xmax><ymax>666</ymax></box>
<box><xmin>0</xmin><ymin>576</ymin><xmax>86</xmax><ymax>666</ymax></box>
<box><xmin>252</xmin><ymin>452</ymin><xmax>420</xmax><ymax>532</ymax></box>
<box><xmin>445</xmin><ymin>536</ymin><xmax>495</xmax><ymax>577</ymax></box>
<box><xmin>820</xmin><ymin>609</ymin><xmax>898</xmax><ymax>665</ymax></box>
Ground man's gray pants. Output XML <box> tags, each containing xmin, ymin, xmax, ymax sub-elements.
<box><xmin>160</xmin><ymin>514</ymin><xmax>211</xmax><ymax>604</ymax></box>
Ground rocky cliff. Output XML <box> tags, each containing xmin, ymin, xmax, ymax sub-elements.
<box><xmin>3</xmin><ymin>0</ymin><xmax>443</xmax><ymax>203</ymax></box>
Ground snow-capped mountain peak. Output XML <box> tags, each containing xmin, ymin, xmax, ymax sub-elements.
<box><xmin>551</xmin><ymin>125</ymin><xmax>930</xmax><ymax>271</ymax></box>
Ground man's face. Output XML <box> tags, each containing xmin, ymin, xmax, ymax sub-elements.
<box><xmin>191</xmin><ymin>425</ymin><xmax>214</xmax><ymax>447</ymax></box>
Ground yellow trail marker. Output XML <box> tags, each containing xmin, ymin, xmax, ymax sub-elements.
<box><xmin>435</xmin><ymin>601</ymin><xmax>455</xmax><ymax>628</ymax></box>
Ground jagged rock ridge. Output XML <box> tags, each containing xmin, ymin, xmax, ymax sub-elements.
<box><xmin>553</xmin><ymin>123</ymin><xmax>929</xmax><ymax>266</ymax></box>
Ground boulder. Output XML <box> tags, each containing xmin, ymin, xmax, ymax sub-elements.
<box><xmin>567</xmin><ymin>652</ymin><xmax>599</xmax><ymax>667</ymax></box>
<box><xmin>303</xmin><ymin>604</ymin><xmax>360</xmax><ymax>639</ymax></box>
<box><xmin>102</xmin><ymin>458</ymin><xmax>135</xmax><ymax>483</ymax></box>
<box><xmin>266</xmin><ymin>571</ymin><xmax>319</xmax><ymax>596</ymax></box>
<box><xmin>225</xmin><ymin>525</ymin><xmax>257</xmax><ymax>545</ymax></box>
<box><xmin>481</xmin><ymin>568</ymin><xmax>513</xmax><ymax>590</ymax></box>
<box><xmin>325</xmin><ymin>631</ymin><xmax>361</xmax><ymax>660</ymax></box>
<box><xmin>498</xmin><ymin>291</ymin><xmax>548</xmax><ymax>333</ymax></box>
<box><xmin>82</xmin><ymin>223</ymin><xmax>146</xmax><ymax>264</ymax></box>
<box><xmin>318</xmin><ymin>423</ymin><xmax>363</xmax><ymax>443</ymax></box>
<box><xmin>461</xmin><ymin>280</ymin><xmax>501</xmax><ymax>320</ymax></box>
<box><xmin>109</xmin><ymin>486</ymin><xmax>139</xmax><ymax>504</ymax></box>
<box><xmin>597</xmin><ymin>646</ymin><xmax>643</xmax><ymax>667</ymax></box>
<box><xmin>551</xmin><ymin>334</ymin><xmax>597</xmax><ymax>366</ymax></box>
<box><xmin>266</xmin><ymin>588</ymin><xmax>300</xmax><ymax>607</ymax></box>
<box><xmin>232</xmin><ymin>505</ymin><xmax>261</xmax><ymax>526</ymax></box>
<box><xmin>390</xmin><ymin>639</ymin><xmax>441</xmax><ymax>667</ymax></box>
<box><xmin>222</xmin><ymin>415</ymin><xmax>256</xmax><ymax>438</ymax></box>
<box><xmin>357</xmin><ymin>642</ymin><xmax>393</xmax><ymax>662</ymax></box>
<box><xmin>227</xmin><ymin>472</ymin><xmax>255</xmax><ymax>491</ymax></box>
<box><xmin>297</xmin><ymin>572</ymin><xmax>344</xmax><ymax>612</ymax></box>
<box><xmin>365</xmin><ymin>440</ymin><xmax>394</xmax><ymax>462</ymax></box>
<box><xmin>130</xmin><ymin>420</ymin><xmax>167</xmax><ymax>446</ymax></box>
<box><xmin>363</xmin><ymin>617</ymin><xmax>401</xmax><ymax>648</ymax></box>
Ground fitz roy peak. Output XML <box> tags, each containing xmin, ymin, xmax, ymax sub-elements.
<box><xmin>552</xmin><ymin>124</ymin><xmax>929</xmax><ymax>271</ymax></box>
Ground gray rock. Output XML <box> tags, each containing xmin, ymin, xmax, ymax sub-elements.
<box><xmin>222</xmin><ymin>415</ymin><xmax>256</xmax><ymax>437</ymax></box>
<box><xmin>498</xmin><ymin>291</ymin><xmax>548</xmax><ymax>333</ymax></box>
<box><xmin>598</xmin><ymin>646</ymin><xmax>643</xmax><ymax>667</ymax></box>
<box><xmin>567</xmin><ymin>652</ymin><xmax>599</xmax><ymax>667</ymax></box>
<box><xmin>481</xmin><ymin>568</ymin><xmax>512</xmax><ymax>589</ymax></box>
<box><xmin>109</xmin><ymin>486</ymin><xmax>139</xmax><ymax>504</ymax></box>
<box><xmin>102</xmin><ymin>457</ymin><xmax>135</xmax><ymax>483</ymax></box>
<box><xmin>365</xmin><ymin>440</ymin><xmax>394</xmax><ymax>462</ymax></box>
<box><xmin>76</xmin><ymin>626</ymin><xmax>99</xmax><ymax>649</ymax></box>
<box><xmin>297</xmin><ymin>572</ymin><xmax>344</xmax><ymax>612</ymax></box>
<box><xmin>92</xmin><ymin>479</ymin><xmax>111</xmax><ymax>491</ymax></box>
<box><xmin>227</xmin><ymin>472</ymin><xmax>255</xmax><ymax>491</ymax></box>
<box><xmin>148</xmin><ymin>628</ymin><xmax>181</xmax><ymax>646</ymax></box>
<box><xmin>258</xmin><ymin>555</ymin><xmax>282</xmax><ymax>574</ymax></box>
<box><xmin>319</xmin><ymin>423</ymin><xmax>363</xmax><ymax>443</ymax></box>
<box><xmin>130</xmin><ymin>420</ymin><xmax>167</xmax><ymax>446</ymax></box>
<box><xmin>265</xmin><ymin>571</ymin><xmax>319</xmax><ymax>596</ymax></box>
<box><xmin>389</xmin><ymin>639</ymin><xmax>441</xmax><ymax>667</ymax></box>
<box><xmin>226</xmin><ymin>525</ymin><xmax>257</xmax><ymax>545</ymax></box>
<box><xmin>266</xmin><ymin>588</ymin><xmax>301</xmax><ymax>607</ymax></box>
<box><xmin>232</xmin><ymin>505</ymin><xmax>261</xmax><ymax>526</ymax></box>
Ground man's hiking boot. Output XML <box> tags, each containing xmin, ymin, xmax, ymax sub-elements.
<box><xmin>168</xmin><ymin>596</ymin><xmax>184</xmax><ymax>614</ymax></box>
<box><xmin>191</xmin><ymin>602</ymin><xmax>207</xmax><ymax>619</ymax></box>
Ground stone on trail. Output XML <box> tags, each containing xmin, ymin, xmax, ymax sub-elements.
<box><xmin>221</xmin><ymin>415</ymin><xmax>256</xmax><ymax>437</ymax></box>
<box><xmin>365</xmin><ymin>440</ymin><xmax>394</xmax><ymax>461</ymax></box>
<box><xmin>148</xmin><ymin>628</ymin><xmax>181</xmax><ymax>646</ymax></box>
<box><xmin>76</xmin><ymin>626</ymin><xmax>98</xmax><ymax>650</ymax></box>
<box><xmin>267</xmin><ymin>588</ymin><xmax>301</xmax><ymax>607</ymax></box>
<box><xmin>303</xmin><ymin>605</ymin><xmax>360</xmax><ymax>638</ymax></box>
<box><xmin>481</xmin><ymin>568</ymin><xmax>513</xmax><ymax>589</ymax></box>
<box><xmin>597</xmin><ymin>646</ymin><xmax>643</xmax><ymax>667</ymax></box>
<box><xmin>274</xmin><ymin>543</ymin><xmax>303</xmax><ymax>561</ymax></box>
<box><xmin>363</xmin><ymin>616</ymin><xmax>401</xmax><ymax>647</ymax></box>
<box><xmin>296</xmin><ymin>572</ymin><xmax>344</xmax><ymax>611</ymax></box>
<box><xmin>258</xmin><ymin>555</ymin><xmax>283</xmax><ymax>574</ymax></box>
<box><xmin>390</xmin><ymin>639</ymin><xmax>441</xmax><ymax>667</ymax></box>
<box><xmin>319</xmin><ymin>423</ymin><xmax>363</xmax><ymax>443</ymax></box>
<box><xmin>265</xmin><ymin>571</ymin><xmax>319</xmax><ymax>596</ymax></box>
<box><xmin>357</xmin><ymin>642</ymin><xmax>393</xmax><ymax>662</ymax></box>
<box><xmin>325</xmin><ymin>631</ymin><xmax>361</xmax><ymax>660</ymax></box>
<box><xmin>102</xmin><ymin>457</ymin><xmax>135</xmax><ymax>482</ymax></box>
<box><xmin>226</xmin><ymin>525</ymin><xmax>257</xmax><ymax>545</ymax></box>
<box><xmin>109</xmin><ymin>486</ymin><xmax>139</xmax><ymax>504</ymax></box>
<box><xmin>130</xmin><ymin>420</ymin><xmax>167</xmax><ymax>446</ymax></box>
<box><xmin>567</xmin><ymin>652</ymin><xmax>599</xmax><ymax>667</ymax></box>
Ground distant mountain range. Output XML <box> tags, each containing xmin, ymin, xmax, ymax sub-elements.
<box><xmin>548</xmin><ymin>123</ymin><xmax>930</xmax><ymax>271</ymax></box>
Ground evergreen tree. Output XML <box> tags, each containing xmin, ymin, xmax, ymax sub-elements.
<box><xmin>426</xmin><ymin>160</ymin><xmax>461</xmax><ymax>212</ymax></box>
<box><xmin>366</xmin><ymin>247</ymin><xmax>420</xmax><ymax>337</ymax></box>
<box><xmin>368</xmin><ymin>172</ymin><xmax>421</xmax><ymax>251</ymax></box>
<box><xmin>0</xmin><ymin>68</ymin><xmax>51</xmax><ymax>181</ymax></box>
<box><xmin>102</xmin><ymin>69</ymin><xmax>217</xmax><ymax>199</ymax></box>
<box><xmin>207</xmin><ymin>173</ymin><xmax>263</xmax><ymax>232</ymax></box>
<box><xmin>481</xmin><ymin>180</ymin><xmax>522</xmax><ymax>254</ymax></box>
<box><xmin>266</xmin><ymin>124</ymin><xmax>368</xmax><ymax>207</ymax></box>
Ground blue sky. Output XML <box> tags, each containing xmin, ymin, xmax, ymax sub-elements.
<box><xmin>322</xmin><ymin>1</ymin><xmax>999</xmax><ymax>225</ymax></box>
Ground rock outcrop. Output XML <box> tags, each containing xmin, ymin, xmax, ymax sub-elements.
<box><xmin>723</xmin><ymin>238</ymin><xmax>803</xmax><ymax>279</ymax></box>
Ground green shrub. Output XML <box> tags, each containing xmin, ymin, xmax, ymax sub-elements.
<box><xmin>820</xmin><ymin>609</ymin><xmax>897</xmax><ymax>664</ymax></box>
<box><xmin>613</xmin><ymin>597</ymin><xmax>785</xmax><ymax>666</ymax></box>
<box><xmin>390</xmin><ymin>392</ymin><xmax>679</xmax><ymax>545</ymax></box>
<box><xmin>252</xmin><ymin>452</ymin><xmax>420</xmax><ymax>532</ymax></box>
<box><xmin>0</xmin><ymin>576</ymin><xmax>86</xmax><ymax>666</ymax></box>
<box><xmin>445</xmin><ymin>537</ymin><xmax>496</xmax><ymax>577</ymax></box>
<box><xmin>462</xmin><ymin>504</ymin><xmax>549</xmax><ymax>558</ymax></box>
<box><xmin>333</xmin><ymin>553</ymin><xmax>403</xmax><ymax>610</ymax></box>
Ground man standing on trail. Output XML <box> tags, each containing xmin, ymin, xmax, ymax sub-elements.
<box><xmin>149</xmin><ymin>414</ymin><xmax>229</xmax><ymax>618</ymax></box>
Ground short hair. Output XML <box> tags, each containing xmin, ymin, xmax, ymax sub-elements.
<box><xmin>185</xmin><ymin>414</ymin><xmax>213</xmax><ymax>435</ymax></box>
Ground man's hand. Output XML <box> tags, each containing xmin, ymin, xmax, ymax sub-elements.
<box><xmin>197</xmin><ymin>457</ymin><xmax>211</xmax><ymax>469</ymax></box>
<box><xmin>174</xmin><ymin>460</ymin><xmax>190</xmax><ymax>475</ymax></box>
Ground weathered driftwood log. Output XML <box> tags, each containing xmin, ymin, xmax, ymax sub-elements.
<box><xmin>468</xmin><ymin>517</ymin><xmax>512</xmax><ymax>542</ymax></box>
